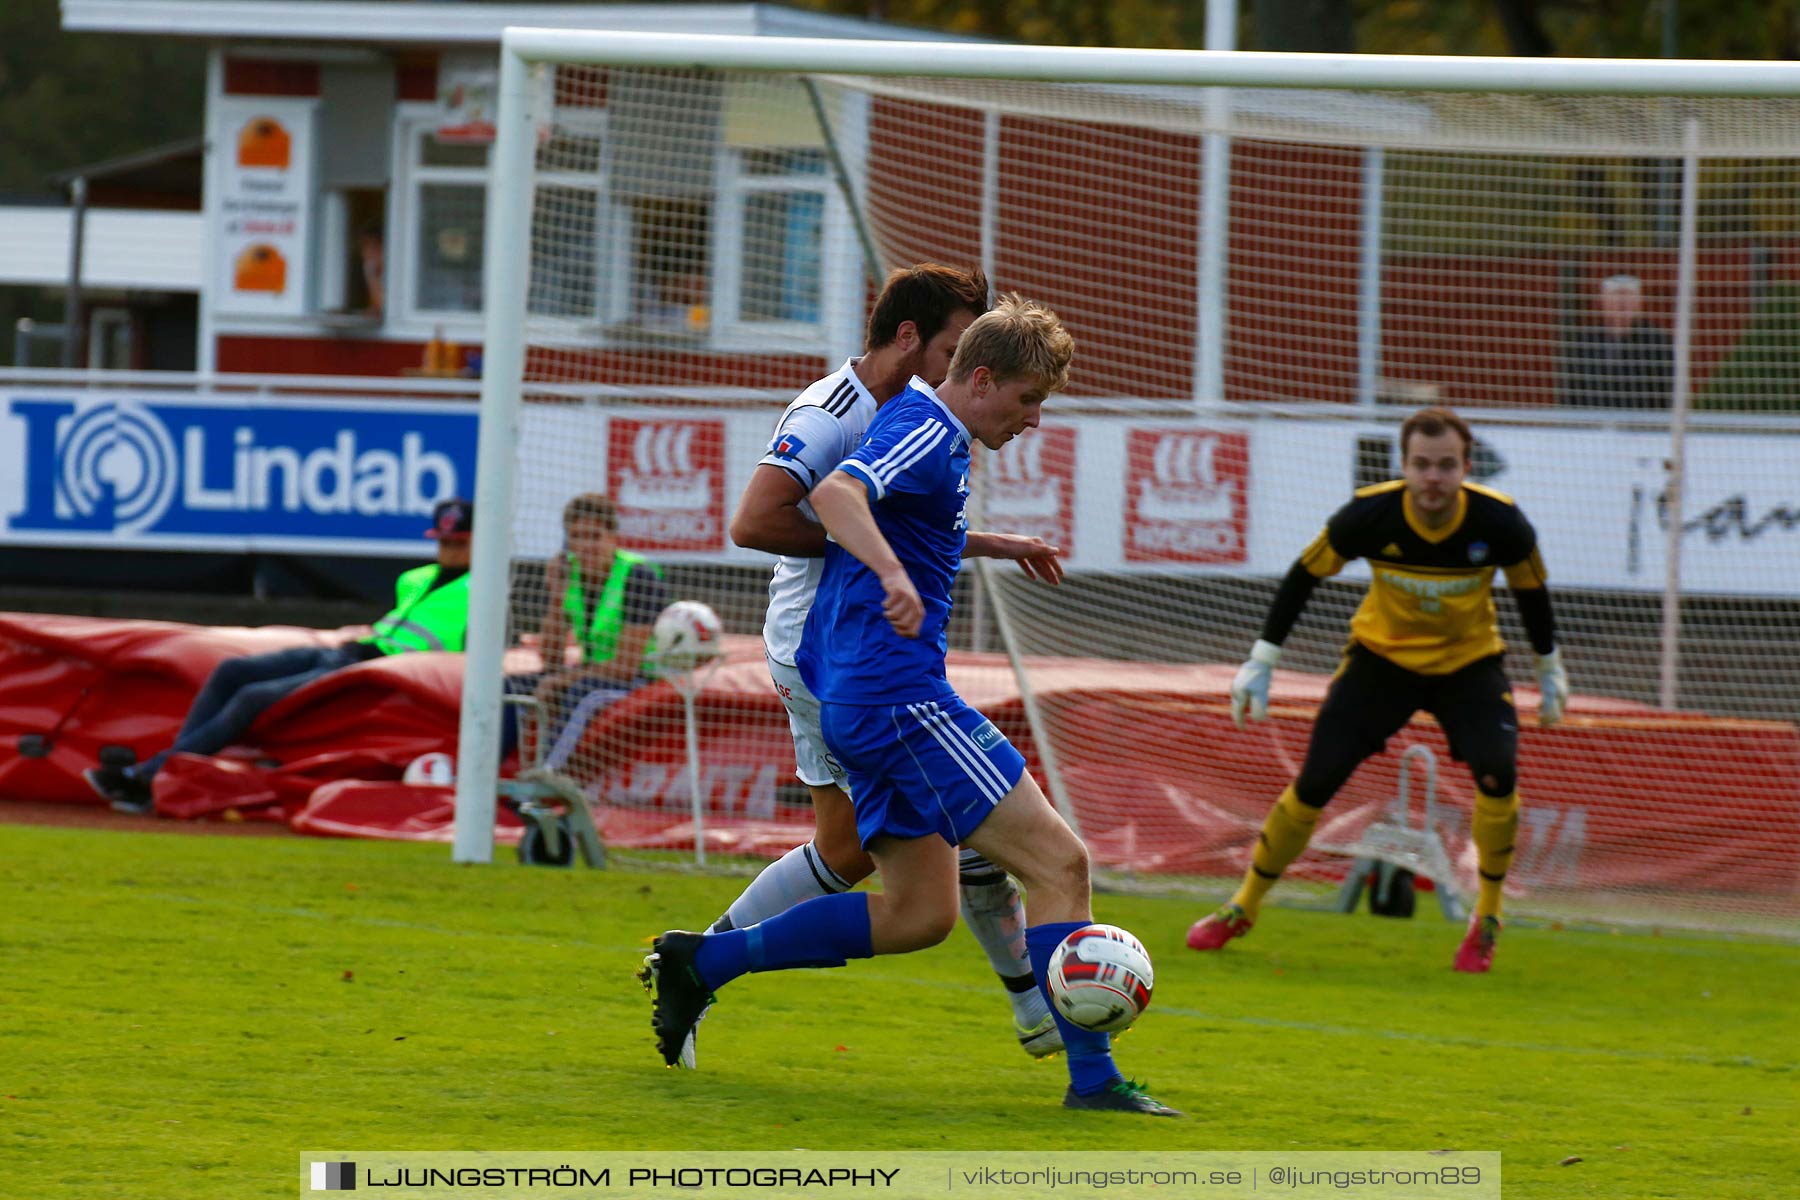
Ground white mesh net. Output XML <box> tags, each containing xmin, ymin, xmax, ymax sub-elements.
<box><xmin>494</xmin><ymin>63</ymin><xmax>1800</xmax><ymax>935</ymax></box>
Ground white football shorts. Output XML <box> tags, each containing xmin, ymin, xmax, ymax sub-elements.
<box><xmin>766</xmin><ymin>653</ymin><xmax>849</xmax><ymax>791</ymax></box>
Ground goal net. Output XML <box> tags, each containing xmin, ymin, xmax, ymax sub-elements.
<box><xmin>466</xmin><ymin>37</ymin><xmax>1800</xmax><ymax>938</ymax></box>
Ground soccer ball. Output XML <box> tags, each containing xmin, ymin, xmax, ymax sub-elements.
<box><xmin>649</xmin><ymin>600</ymin><xmax>725</xmax><ymax>676</ymax></box>
<box><xmin>1046</xmin><ymin>923</ymin><xmax>1154</xmax><ymax>1034</ymax></box>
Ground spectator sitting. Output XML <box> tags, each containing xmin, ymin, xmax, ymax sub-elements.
<box><xmin>85</xmin><ymin>498</ymin><xmax>477</xmax><ymax>815</ymax></box>
<box><xmin>505</xmin><ymin>493</ymin><xmax>668</xmax><ymax>772</ymax></box>
<box><xmin>1561</xmin><ymin>273</ymin><xmax>1674</xmax><ymax>408</ymax></box>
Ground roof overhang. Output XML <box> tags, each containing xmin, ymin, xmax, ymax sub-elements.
<box><xmin>59</xmin><ymin>1</ymin><xmax>962</xmax><ymax>46</ymax></box>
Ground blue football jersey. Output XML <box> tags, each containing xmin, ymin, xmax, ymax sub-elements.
<box><xmin>797</xmin><ymin>380</ymin><xmax>971</xmax><ymax>706</ymax></box>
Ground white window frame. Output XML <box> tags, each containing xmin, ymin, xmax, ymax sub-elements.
<box><xmin>392</xmin><ymin>107</ymin><xmax>491</xmax><ymax>336</ymax></box>
<box><xmin>707</xmin><ymin>145</ymin><xmax>844</xmax><ymax>353</ymax></box>
<box><xmin>528</xmin><ymin>107</ymin><xmax>619</xmax><ymax>329</ymax></box>
<box><xmin>390</xmin><ymin>97</ymin><xmax>858</xmax><ymax>354</ymax></box>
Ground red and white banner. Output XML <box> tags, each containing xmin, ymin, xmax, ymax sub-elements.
<box><xmin>1124</xmin><ymin>428</ymin><xmax>1249</xmax><ymax>563</ymax></box>
<box><xmin>489</xmin><ymin>401</ymin><xmax>1800</xmax><ymax>584</ymax></box>
<box><xmin>607</xmin><ymin>418</ymin><xmax>726</xmax><ymax>553</ymax></box>
<box><xmin>982</xmin><ymin>426</ymin><xmax>1076</xmax><ymax>554</ymax></box>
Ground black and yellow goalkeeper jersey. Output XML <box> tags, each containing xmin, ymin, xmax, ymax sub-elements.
<box><xmin>1297</xmin><ymin>480</ymin><xmax>1548</xmax><ymax>676</ymax></box>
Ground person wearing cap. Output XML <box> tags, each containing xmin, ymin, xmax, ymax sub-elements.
<box><xmin>83</xmin><ymin>498</ymin><xmax>477</xmax><ymax>815</ymax></box>
<box><xmin>1561</xmin><ymin>273</ymin><xmax>1674</xmax><ymax>408</ymax></box>
<box><xmin>504</xmin><ymin>492</ymin><xmax>668</xmax><ymax>771</ymax></box>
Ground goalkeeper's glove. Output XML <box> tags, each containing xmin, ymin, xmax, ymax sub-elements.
<box><xmin>1229</xmin><ymin>639</ymin><xmax>1282</xmax><ymax>729</ymax></box>
<box><xmin>1535</xmin><ymin>648</ymin><xmax>1570</xmax><ymax>728</ymax></box>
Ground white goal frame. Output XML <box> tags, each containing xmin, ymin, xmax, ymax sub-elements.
<box><xmin>454</xmin><ymin>30</ymin><xmax>1800</xmax><ymax>863</ymax></box>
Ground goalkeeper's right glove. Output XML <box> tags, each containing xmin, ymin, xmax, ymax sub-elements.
<box><xmin>1230</xmin><ymin>639</ymin><xmax>1282</xmax><ymax>729</ymax></box>
<box><xmin>1535</xmin><ymin>647</ymin><xmax>1570</xmax><ymax>728</ymax></box>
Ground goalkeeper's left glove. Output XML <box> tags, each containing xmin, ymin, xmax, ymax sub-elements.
<box><xmin>1535</xmin><ymin>648</ymin><xmax>1569</xmax><ymax>728</ymax></box>
<box><xmin>1229</xmin><ymin>639</ymin><xmax>1281</xmax><ymax>729</ymax></box>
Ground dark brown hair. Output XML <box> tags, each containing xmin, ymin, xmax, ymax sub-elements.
<box><xmin>562</xmin><ymin>492</ymin><xmax>619</xmax><ymax>531</ymax></box>
<box><xmin>1400</xmin><ymin>406</ymin><xmax>1473</xmax><ymax>460</ymax></box>
<box><xmin>865</xmin><ymin>264</ymin><xmax>990</xmax><ymax>351</ymax></box>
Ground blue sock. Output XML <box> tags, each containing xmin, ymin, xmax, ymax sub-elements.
<box><xmin>1026</xmin><ymin>922</ymin><xmax>1119</xmax><ymax>1095</ymax></box>
<box><xmin>694</xmin><ymin>892</ymin><xmax>874</xmax><ymax>990</ymax></box>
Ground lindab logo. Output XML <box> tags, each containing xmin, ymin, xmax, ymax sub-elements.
<box><xmin>1125</xmin><ymin>428</ymin><xmax>1249</xmax><ymax>563</ymax></box>
<box><xmin>3</xmin><ymin>396</ymin><xmax>469</xmax><ymax>545</ymax></box>
<box><xmin>985</xmin><ymin>426</ymin><xmax>1075</xmax><ymax>556</ymax></box>
<box><xmin>607</xmin><ymin>418</ymin><xmax>725</xmax><ymax>552</ymax></box>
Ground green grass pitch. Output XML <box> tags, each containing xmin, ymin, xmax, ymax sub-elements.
<box><xmin>1</xmin><ymin>822</ymin><xmax>1794</xmax><ymax>1199</ymax></box>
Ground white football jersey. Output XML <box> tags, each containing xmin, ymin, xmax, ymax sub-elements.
<box><xmin>757</xmin><ymin>359</ymin><xmax>878</xmax><ymax>666</ymax></box>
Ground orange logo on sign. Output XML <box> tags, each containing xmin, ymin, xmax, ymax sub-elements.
<box><xmin>234</xmin><ymin>244</ymin><xmax>287</xmax><ymax>294</ymax></box>
<box><xmin>236</xmin><ymin>117</ymin><xmax>291</xmax><ymax>168</ymax></box>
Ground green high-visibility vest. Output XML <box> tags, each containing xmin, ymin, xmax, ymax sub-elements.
<box><xmin>565</xmin><ymin>549</ymin><xmax>661</xmax><ymax>670</ymax></box>
<box><xmin>365</xmin><ymin>564</ymin><xmax>471</xmax><ymax>655</ymax></box>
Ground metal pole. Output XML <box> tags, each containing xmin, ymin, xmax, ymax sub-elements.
<box><xmin>501</xmin><ymin>30</ymin><xmax>1800</xmax><ymax>98</ymax></box>
<box><xmin>980</xmin><ymin>110</ymin><xmax>999</xmax><ymax>292</ymax></box>
<box><xmin>969</xmin><ymin>112</ymin><xmax>1001</xmax><ymax>653</ymax></box>
<box><xmin>1193</xmin><ymin>0</ymin><xmax>1236</xmax><ymax>406</ymax></box>
<box><xmin>61</xmin><ymin>176</ymin><xmax>88</xmax><ymax>369</ymax></box>
<box><xmin>973</xmin><ymin>557</ymin><xmax>1081</xmax><ymax>836</ymax></box>
<box><xmin>803</xmin><ymin>77</ymin><xmax>885</xmax><ymax>286</ymax></box>
<box><xmin>683</xmin><ymin>689</ymin><xmax>707</xmax><ymax>867</ymax></box>
<box><xmin>1356</xmin><ymin>146</ymin><xmax>1386</xmax><ymax>406</ymax></box>
<box><xmin>453</xmin><ymin>47</ymin><xmax>540</xmax><ymax>864</ymax></box>
<box><xmin>1658</xmin><ymin>118</ymin><xmax>1700</xmax><ymax>711</ymax></box>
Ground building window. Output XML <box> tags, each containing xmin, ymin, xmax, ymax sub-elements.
<box><xmin>393</xmin><ymin>85</ymin><xmax>846</xmax><ymax>352</ymax></box>
<box><xmin>707</xmin><ymin>123</ymin><xmax>836</xmax><ymax>350</ymax></box>
<box><xmin>736</xmin><ymin>153</ymin><xmax>827</xmax><ymax>323</ymax></box>
<box><xmin>530</xmin><ymin>116</ymin><xmax>615</xmax><ymax>322</ymax></box>
<box><xmin>400</xmin><ymin>122</ymin><xmax>489</xmax><ymax>321</ymax></box>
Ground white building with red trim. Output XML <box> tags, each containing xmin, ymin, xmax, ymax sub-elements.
<box><xmin>51</xmin><ymin>0</ymin><xmax>958</xmax><ymax>379</ymax></box>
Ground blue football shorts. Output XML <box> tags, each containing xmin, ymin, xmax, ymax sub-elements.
<box><xmin>820</xmin><ymin>693</ymin><xmax>1027</xmax><ymax>847</ymax></box>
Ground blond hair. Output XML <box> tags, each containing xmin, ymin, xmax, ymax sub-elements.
<box><xmin>946</xmin><ymin>293</ymin><xmax>1073</xmax><ymax>395</ymax></box>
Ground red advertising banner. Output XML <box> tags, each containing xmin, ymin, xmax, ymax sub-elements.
<box><xmin>983</xmin><ymin>426</ymin><xmax>1076</xmax><ymax>554</ymax></box>
<box><xmin>607</xmin><ymin>418</ymin><xmax>726</xmax><ymax>553</ymax></box>
<box><xmin>1124</xmin><ymin>428</ymin><xmax>1250</xmax><ymax>563</ymax></box>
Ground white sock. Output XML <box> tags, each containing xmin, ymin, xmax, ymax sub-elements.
<box><xmin>957</xmin><ymin>849</ymin><xmax>1043</xmax><ymax>1022</ymax></box>
<box><xmin>710</xmin><ymin>841</ymin><xmax>852</xmax><ymax>932</ymax></box>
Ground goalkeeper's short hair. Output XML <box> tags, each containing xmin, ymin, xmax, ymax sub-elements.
<box><xmin>1400</xmin><ymin>405</ymin><xmax>1473</xmax><ymax>459</ymax></box>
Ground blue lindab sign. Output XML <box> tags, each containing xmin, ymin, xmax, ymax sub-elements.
<box><xmin>3</xmin><ymin>395</ymin><xmax>478</xmax><ymax>551</ymax></box>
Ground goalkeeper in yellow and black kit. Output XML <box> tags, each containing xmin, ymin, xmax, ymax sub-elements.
<box><xmin>1187</xmin><ymin>406</ymin><xmax>1570</xmax><ymax>973</ymax></box>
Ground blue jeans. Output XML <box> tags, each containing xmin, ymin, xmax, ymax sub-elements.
<box><xmin>136</xmin><ymin>644</ymin><xmax>364</xmax><ymax>780</ymax></box>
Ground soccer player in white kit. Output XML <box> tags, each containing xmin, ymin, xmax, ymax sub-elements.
<box><xmin>684</xmin><ymin>265</ymin><xmax>1067</xmax><ymax>1067</ymax></box>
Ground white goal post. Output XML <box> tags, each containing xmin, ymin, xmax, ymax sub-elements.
<box><xmin>453</xmin><ymin>30</ymin><xmax>1800</xmax><ymax>939</ymax></box>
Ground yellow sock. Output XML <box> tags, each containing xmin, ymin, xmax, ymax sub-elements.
<box><xmin>1472</xmin><ymin>790</ymin><xmax>1520</xmax><ymax>920</ymax></box>
<box><xmin>1231</xmin><ymin>785</ymin><xmax>1321</xmax><ymax>920</ymax></box>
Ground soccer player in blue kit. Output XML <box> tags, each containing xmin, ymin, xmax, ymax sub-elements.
<box><xmin>690</xmin><ymin>265</ymin><xmax>1067</xmax><ymax>1071</ymax></box>
<box><xmin>640</xmin><ymin>296</ymin><xmax>1178</xmax><ymax>1116</ymax></box>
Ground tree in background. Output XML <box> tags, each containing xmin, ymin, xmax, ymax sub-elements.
<box><xmin>0</xmin><ymin>0</ymin><xmax>204</xmax><ymax>196</ymax></box>
<box><xmin>793</xmin><ymin>0</ymin><xmax>1800</xmax><ymax>58</ymax></box>
<box><xmin>9</xmin><ymin>0</ymin><xmax>1799</xmax><ymax>194</ymax></box>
